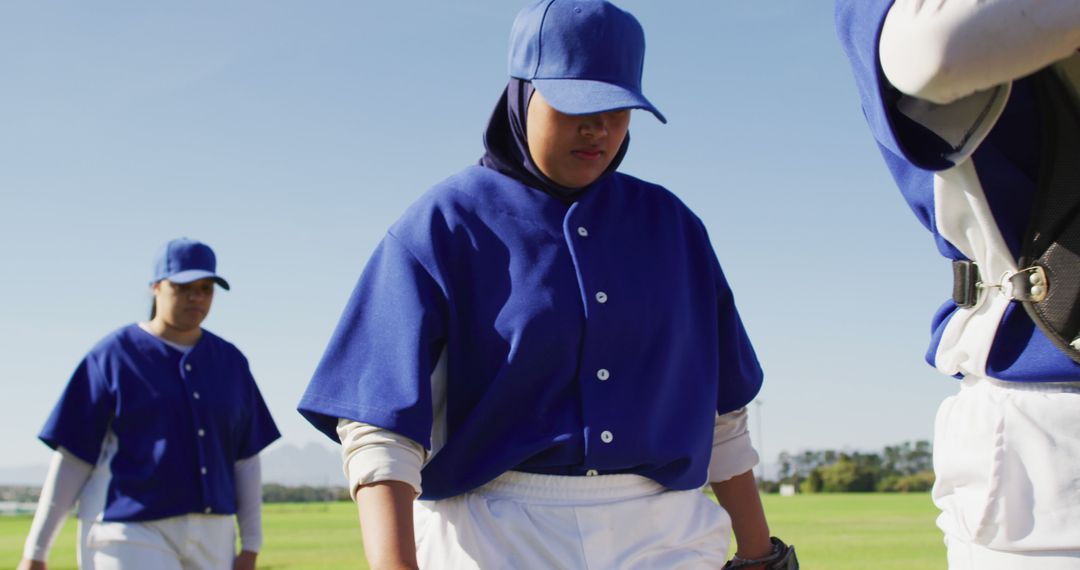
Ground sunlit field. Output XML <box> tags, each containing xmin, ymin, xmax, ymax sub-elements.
<box><xmin>2</xmin><ymin>493</ymin><xmax>944</xmax><ymax>569</ymax></box>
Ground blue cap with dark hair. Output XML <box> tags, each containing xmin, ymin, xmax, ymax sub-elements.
<box><xmin>508</xmin><ymin>0</ymin><xmax>666</xmax><ymax>123</ymax></box>
<box><xmin>151</xmin><ymin>238</ymin><xmax>230</xmax><ymax>290</ymax></box>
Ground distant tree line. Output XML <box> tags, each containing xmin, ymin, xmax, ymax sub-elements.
<box><xmin>764</xmin><ymin>440</ymin><xmax>934</xmax><ymax>493</ymax></box>
<box><xmin>262</xmin><ymin>483</ymin><xmax>351</xmax><ymax>503</ymax></box>
<box><xmin>0</xmin><ymin>486</ymin><xmax>41</xmax><ymax>502</ymax></box>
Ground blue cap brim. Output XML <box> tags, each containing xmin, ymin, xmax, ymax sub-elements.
<box><xmin>162</xmin><ymin>270</ymin><xmax>230</xmax><ymax>290</ymax></box>
<box><xmin>532</xmin><ymin>78</ymin><xmax>667</xmax><ymax>124</ymax></box>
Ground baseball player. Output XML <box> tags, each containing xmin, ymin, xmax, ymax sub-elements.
<box><xmin>836</xmin><ymin>1</ymin><xmax>1080</xmax><ymax>567</ymax></box>
<box><xmin>18</xmin><ymin>238</ymin><xmax>281</xmax><ymax>570</ymax></box>
<box><xmin>299</xmin><ymin>1</ymin><xmax>796</xmax><ymax>568</ymax></box>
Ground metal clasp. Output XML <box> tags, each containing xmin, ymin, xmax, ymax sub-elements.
<box><xmin>993</xmin><ymin>266</ymin><xmax>1049</xmax><ymax>303</ymax></box>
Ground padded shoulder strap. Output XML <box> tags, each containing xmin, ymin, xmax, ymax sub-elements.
<box><xmin>1019</xmin><ymin>68</ymin><xmax>1080</xmax><ymax>362</ymax></box>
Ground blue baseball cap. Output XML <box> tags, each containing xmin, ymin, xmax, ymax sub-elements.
<box><xmin>508</xmin><ymin>0</ymin><xmax>666</xmax><ymax>123</ymax></box>
<box><xmin>150</xmin><ymin>238</ymin><xmax>230</xmax><ymax>290</ymax></box>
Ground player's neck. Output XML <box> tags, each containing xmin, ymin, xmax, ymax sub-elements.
<box><xmin>147</xmin><ymin>317</ymin><xmax>203</xmax><ymax>346</ymax></box>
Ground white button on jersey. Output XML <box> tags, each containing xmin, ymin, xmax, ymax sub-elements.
<box><xmin>198</xmin><ymin>429</ymin><xmax>205</xmax><ymax>437</ymax></box>
<box><xmin>200</xmin><ymin>467</ymin><xmax>208</xmax><ymax>475</ymax></box>
<box><xmin>185</xmin><ymin>363</ymin><xmax>192</xmax><ymax>372</ymax></box>
<box><xmin>204</xmin><ymin>507</ymin><xmax>212</xmax><ymax>514</ymax></box>
<box><xmin>596</xmin><ymin>368</ymin><xmax>610</xmax><ymax>381</ymax></box>
<box><xmin>193</xmin><ymin>392</ymin><xmax>201</xmax><ymax>399</ymax></box>
<box><xmin>600</xmin><ymin>430</ymin><xmax>614</xmax><ymax>443</ymax></box>
<box><xmin>586</xmin><ymin>469</ymin><xmax>599</xmax><ymax>476</ymax></box>
<box><xmin>595</xmin><ymin>291</ymin><xmax>608</xmax><ymax>303</ymax></box>
<box><xmin>577</xmin><ymin>226</ymin><xmax>589</xmax><ymax>237</ymax></box>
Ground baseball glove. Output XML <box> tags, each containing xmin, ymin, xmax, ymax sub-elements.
<box><xmin>722</xmin><ymin>537</ymin><xmax>798</xmax><ymax>570</ymax></box>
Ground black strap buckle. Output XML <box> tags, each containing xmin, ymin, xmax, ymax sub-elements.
<box><xmin>952</xmin><ymin>260</ymin><xmax>1049</xmax><ymax>309</ymax></box>
<box><xmin>952</xmin><ymin>260</ymin><xmax>979</xmax><ymax>308</ymax></box>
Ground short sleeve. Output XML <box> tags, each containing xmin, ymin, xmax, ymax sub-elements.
<box><xmin>298</xmin><ymin>233</ymin><xmax>448</xmax><ymax>448</ymax></box>
<box><xmin>713</xmin><ymin>260</ymin><xmax>764</xmax><ymax>416</ymax></box>
<box><xmin>835</xmin><ymin>0</ymin><xmax>1008</xmax><ymax>171</ymax></box>
<box><xmin>697</xmin><ymin>216</ymin><xmax>763</xmax><ymax>416</ymax></box>
<box><xmin>237</xmin><ymin>362</ymin><xmax>281</xmax><ymax>459</ymax></box>
<box><xmin>38</xmin><ymin>357</ymin><xmax>115</xmax><ymax>466</ymax></box>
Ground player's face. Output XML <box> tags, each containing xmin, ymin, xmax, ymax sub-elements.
<box><xmin>153</xmin><ymin>278</ymin><xmax>214</xmax><ymax>331</ymax></box>
<box><xmin>526</xmin><ymin>90</ymin><xmax>630</xmax><ymax>189</ymax></box>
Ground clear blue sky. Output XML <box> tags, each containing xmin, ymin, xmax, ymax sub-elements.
<box><xmin>0</xmin><ymin>1</ymin><xmax>956</xmax><ymax>474</ymax></box>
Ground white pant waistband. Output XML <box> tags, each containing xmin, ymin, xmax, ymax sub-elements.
<box><xmin>962</xmin><ymin>375</ymin><xmax>1080</xmax><ymax>394</ymax></box>
<box><xmin>468</xmin><ymin>471</ymin><xmax>668</xmax><ymax>506</ymax></box>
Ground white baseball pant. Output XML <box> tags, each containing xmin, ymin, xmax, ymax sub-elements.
<box><xmin>413</xmin><ymin>470</ymin><xmax>731</xmax><ymax>569</ymax></box>
<box><xmin>933</xmin><ymin>376</ymin><xmax>1080</xmax><ymax>569</ymax></box>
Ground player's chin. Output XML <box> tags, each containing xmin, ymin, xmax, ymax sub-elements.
<box><xmin>562</xmin><ymin>167</ymin><xmax>608</xmax><ymax>189</ymax></box>
<box><xmin>177</xmin><ymin>311</ymin><xmax>208</xmax><ymax>329</ymax></box>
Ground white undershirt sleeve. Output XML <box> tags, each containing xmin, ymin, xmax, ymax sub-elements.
<box><xmin>707</xmin><ymin>407</ymin><xmax>760</xmax><ymax>483</ymax></box>
<box><xmin>234</xmin><ymin>455</ymin><xmax>263</xmax><ymax>553</ymax></box>
<box><xmin>880</xmin><ymin>0</ymin><xmax>1080</xmax><ymax>104</ymax></box>
<box><xmin>337</xmin><ymin>419</ymin><xmax>426</xmax><ymax>500</ymax></box>
<box><xmin>22</xmin><ymin>448</ymin><xmax>93</xmax><ymax>562</ymax></box>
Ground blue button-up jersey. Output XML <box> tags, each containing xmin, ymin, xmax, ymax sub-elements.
<box><xmin>299</xmin><ymin>165</ymin><xmax>763</xmax><ymax>500</ymax></box>
<box><xmin>39</xmin><ymin>325</ymin><xmax>281</xmax><ymax>521</ymax></box>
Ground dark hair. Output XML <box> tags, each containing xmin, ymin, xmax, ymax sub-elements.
<box><xmin>150</xmin><ymin>280</ymin><xmax>160</xmax><ymax>319</ymax></box>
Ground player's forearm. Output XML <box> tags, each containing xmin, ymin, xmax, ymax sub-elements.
<box><xmin>23</xmin><ymin>449</ymin><xmax>93</xmax><ymax>562</ymax></box>
<box><xmin>233</xmin><ymin>455</ymin><xmax>263</xmax><ymax>553</ymax></box>
<box><xmin>355</xmin><ymin>480</ymin><xmax>419</xmax><ymax>570</ymax></box>
<box><xmin>881</xmin><ymin>0</ymin><xmax>1080</xmax><ymax>103</ymax></box>
<box><xmin>711</xmin><ymin>470</ymin><xmax>771</xmax><ymax>560</ymax></box>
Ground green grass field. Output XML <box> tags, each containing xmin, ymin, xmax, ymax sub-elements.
<box><xmin>2</xmin><ymin>493</ymin><xmax>945</xmax><ymax>569</ymax></box>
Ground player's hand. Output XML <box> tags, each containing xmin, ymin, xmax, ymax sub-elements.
<box><xmin>17</xmin><ymin>559</ymin><xmax>47</xmax><ymax>570</ymax></box>
<box><xmin>233</xmin><ymin>550</ymin><xmax>257</xmax><ymax>570</ymax></box>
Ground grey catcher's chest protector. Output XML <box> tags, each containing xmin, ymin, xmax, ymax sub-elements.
<box><xmin>956</xmin><ymin>67</ymin><xmax>1080</xmax><ymax>363</ymax></box>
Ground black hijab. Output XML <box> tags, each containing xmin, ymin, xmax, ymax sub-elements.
<box><xmin>480</xmin><ymin>79</ymin><xmax>630</xmax><ymax>201</ymax></box>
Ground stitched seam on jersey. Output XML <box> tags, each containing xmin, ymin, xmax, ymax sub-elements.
<box><xmin>955</xmin><ymin>84</ymin><xmax>1006</xmax><ymax>154</ymax></box>
<box><xmin>444</xmin><ymin>177</ymin><xmax>567</xmax><ymax>238</ymax></box>
<box><xmin>302</xmin><ymin>397</ymin><xmax>414</xmax><ymax>425</ymax></box>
